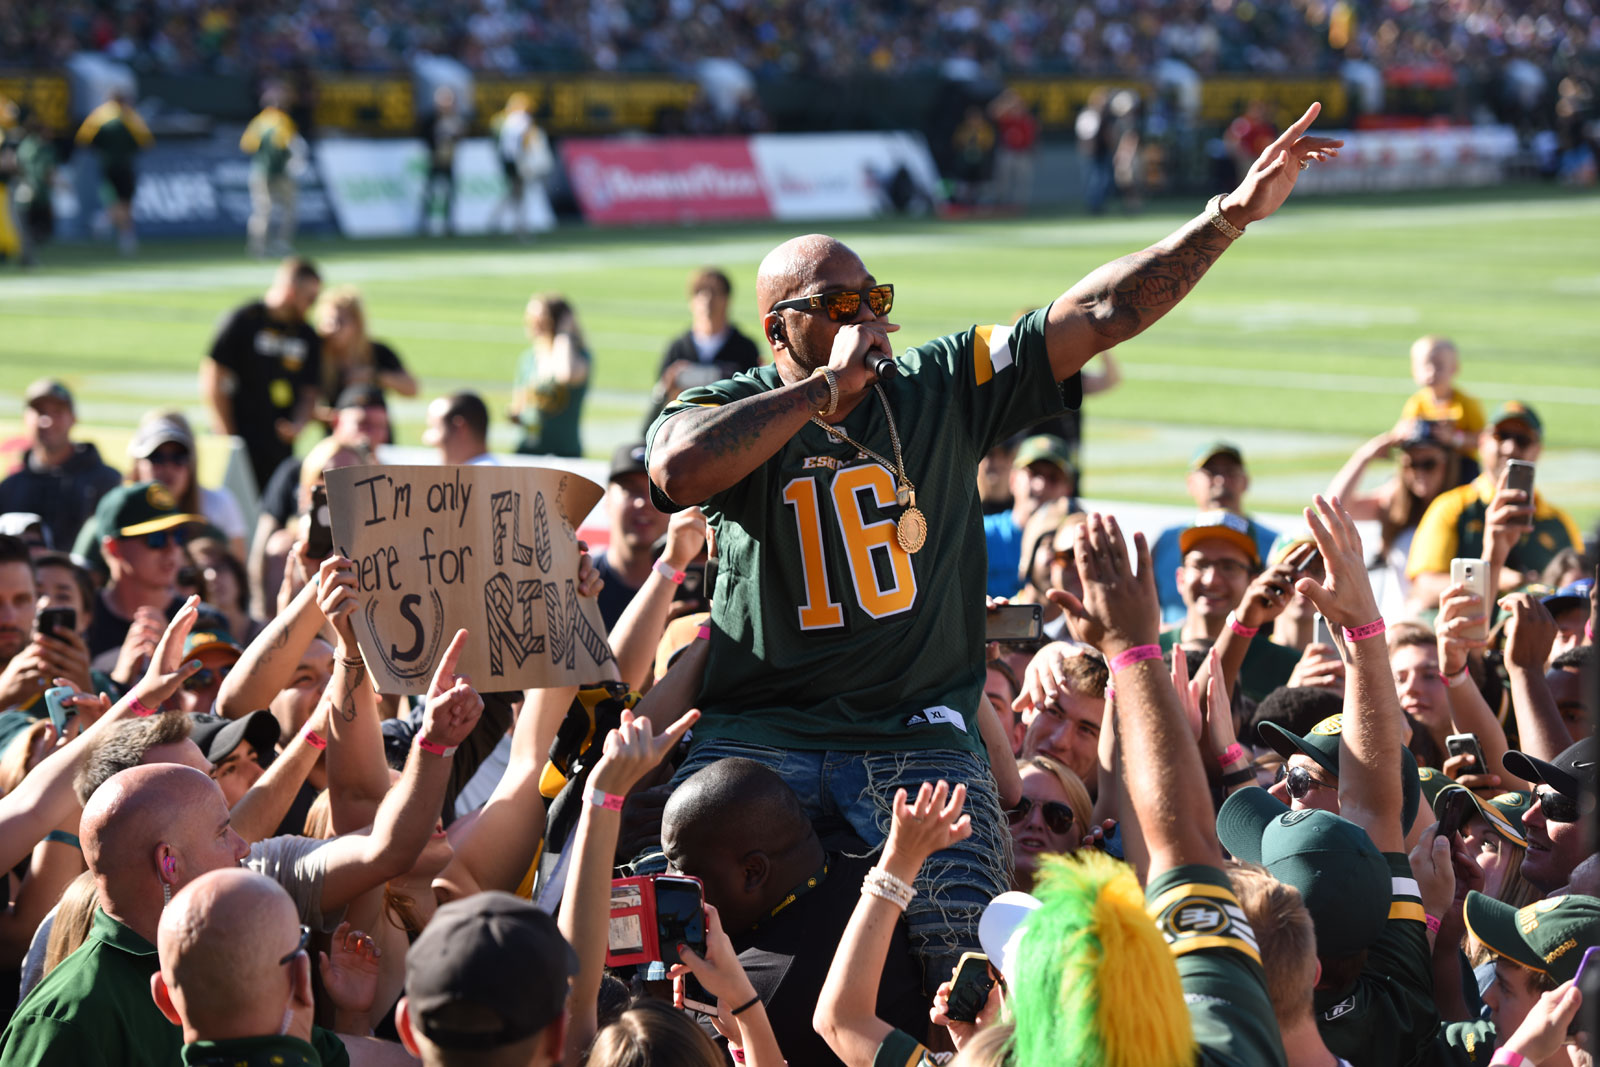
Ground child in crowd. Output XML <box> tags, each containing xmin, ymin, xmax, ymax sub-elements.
<box><xmin>1399</xmin><ymin>335</ymin><xmax>1484</xmax><ymax>477</ymax></box>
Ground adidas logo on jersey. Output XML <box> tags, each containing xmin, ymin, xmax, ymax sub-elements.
<box><xmin>902</xmin><ymin>707</ymin><xmax>968</xmax><ymax>733</ymax></box>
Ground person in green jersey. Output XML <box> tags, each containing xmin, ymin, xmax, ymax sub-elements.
<box><xmin>75</xmin><ymin>88</ymin><xmax>153</xmax><ymax>256</ymax></box>
<box><xmin>153</xmin><ymin>869</ymin><xmax>323</xmax><ymax>1067</ymax></box>
<box><xmin>241</xmin><ymin>87</ymin><xmax>303</xmax><ymax>258</ymax></box>
<box><xmin>511</xmin><ymin>293</ymin><xmax>590</xmax><ymax>458</ymax></box>
<box><xmin>646</xmin><ymin>104</ymin><xmax>1342</xmax><ymax>991</ymax></box>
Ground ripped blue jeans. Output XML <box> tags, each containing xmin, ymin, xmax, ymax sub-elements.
<box><xmin>669</xmin><ymin>739</ymin><xmax>1013</xmax><ymax>996</ymax></box>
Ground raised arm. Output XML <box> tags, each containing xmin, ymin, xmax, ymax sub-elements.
<box><xmin>815</xmin><ymin>781</ymin><xmax>972</xmax><ymax>1067</ymax></box>
<box><xmin>1326</xmin><ymin>430</ymin><xmax>1402</xmax><ymax>521</ymax></box>
<box><xmin>607</xmin><ymin>508</ymin><xmax>707</xmax><ymax>688</ymax></box>
<box><xmin>229</xmin><ymin>704</ymin><xmax>329</xmax><ymax>842</ymax></box>
<box><xmin>559</xmin><ymin>707</ymin><xmax>697</xmax><ymax>1065</ymax></box>
<box><xmin>1296</xmin><ymin>496</ymin><xmax>1405</xmax><ymax>852</ymax></box>
<box><xmin>217</xmin><ymin>576</ymin><xmax>327</xmax><ymax>719</ymax></box>
<box><xmin>1500</xmin><ymin>594</ymin><xmax>1571</xmax><ymax>761</ymax></box>
<box><xmin>1042</xmin><ymin>104</ymin><xmax>1340</xmax><ymax>382</ymax></box>
<box><xmin>1436</xmin><ymin>583</ymin><xmax>1525</xmax><ymax>788</ymax></box>
<box><xmin>313</xmin><ymin>555</ymin><xmax>392</xmax><ymax>833</ymax></box>
<box><xmin>1050</xmin><ymin>514</ymin><xmax>1222</xmax><ymax>875</ymax></box>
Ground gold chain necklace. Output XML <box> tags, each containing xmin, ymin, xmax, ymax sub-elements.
<box><xmin>809</xmin><ymin>384</ymin><xmax>927</xmax><ymax>553</ymax></box>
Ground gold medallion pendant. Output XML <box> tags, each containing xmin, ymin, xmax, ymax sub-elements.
<box><xmin>896</xmin><ymin>506</ymin><xmax>927</xmax><ymax>554</ymax></box>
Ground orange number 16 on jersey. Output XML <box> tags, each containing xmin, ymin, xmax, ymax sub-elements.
<box><xmin>781</xmin><ymin>465</ymin><xmax>918</xmax><ymax>631</ymax></box>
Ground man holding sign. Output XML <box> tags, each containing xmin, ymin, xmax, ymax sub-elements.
<box><xmin>647</xmin><ymin>105</ymin><xmax>1341</xmax><ymax>989</ymax></box>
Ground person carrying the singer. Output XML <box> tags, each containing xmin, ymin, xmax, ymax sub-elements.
<box><xmin>645</xmin><ymin>105</ymin><xmax>1341</xmax><ymax>993</ymax></box>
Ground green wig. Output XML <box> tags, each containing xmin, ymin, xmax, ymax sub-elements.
<box><xmin>1007</xmin><ymin>851</ymin><xmax>1195</xmax><ymax>1067</ymax></box>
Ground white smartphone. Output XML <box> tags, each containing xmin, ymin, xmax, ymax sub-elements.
<box><xmin>1450</xmin><ymin>558</ymin><xmax>1490</xmax><ymax>643</ymax></box>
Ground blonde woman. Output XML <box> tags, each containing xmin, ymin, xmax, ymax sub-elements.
<box><xmin>1009</xmin><ymin>754</ymin><xmax>1093</xmax><ymax>892</ymax></box>
<box><xmin>313</xmin><ymin>286</ymin><xmax>416</xmax><ymax>415</ymax></box>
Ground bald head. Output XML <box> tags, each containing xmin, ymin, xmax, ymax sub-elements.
<box><xmin>755</xmin><ymin>234</ymin><xmax>864</xmax><ymax>315</ymax></box>
<box><xmin>83</xmin><ymin>764</ymin><xmax>219</xmax><ymax>878</ymax></box>
<box><xmin>157</xmin><ymin>869</ymin><xmax>304</xmax><ymax>1041</ymax></box>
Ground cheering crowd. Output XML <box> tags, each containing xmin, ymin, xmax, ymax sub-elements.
<box><xmin>0</xmin><ymin>103</ymin><xmax>1594</xmax><ymax>1067</ymax></box>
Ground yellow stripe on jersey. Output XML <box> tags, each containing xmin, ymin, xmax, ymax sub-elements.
<box><xmin>1166</xmin><ymin>933</ymin><xmax>1264</xmax><ymax>966</ymax></box>
<box><xmin>1389</xmin><ymin>900</ymin><xmax>1426</xmax><ymax>923</ymax></box>
<box><xmin>1148</xmin><ymin>881</ymin><xmax>1238</xmax><ymax>916</ymax></box>
<box><xmin>972</xmin><ymin>324</ymin><xmax>1014</xmax><ymax>386</ymax></box>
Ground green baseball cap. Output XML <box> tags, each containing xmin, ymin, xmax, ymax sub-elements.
<box><xmin>1464</xmin><ymin>892</ymin><xmax>1600</xmax><ymax>983</ymax></box>
<box><xmin>1417</xmin><ymin>766</ymin><xmax>1457</xmax><ymax>809</ymax></box>
<box><xmin>98</xmin><ymin>481</ymin><xmax>205</xmax><ymax>539</ymax></box>
<box><xmin>1190</xmin><ymin>440</ymin><xmax>1244</xmax><ymax>471</ymax></box>
<box><xmin>1218</xmin><ymin>788</ymin><xmax>1392</xmax><ymax>952</ymax></box>
<box><xmin>1436</xmin><ymin>784</ymin><xmax>1531</xmax><ymax>849</ymax></box>
<box><xmin>1013</xmin><ymin>434</ymin><xmax>1074</xmax><ymax>478</ymax></box>
<box><xmin>1257</xmin><ymin>713</ymin><xmax>1423</xmax><ymax>833</ymax></box>
<box><xmin>1488</xmin><ymin>401</ymin><xmax>1543</xmax><ymax>437</ymax></box>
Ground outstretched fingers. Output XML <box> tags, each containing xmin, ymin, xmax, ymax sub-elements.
<box><xmin>430</xmin><ymin>628</ymin><xmax>470</xmax><ymax>695</ymax></box>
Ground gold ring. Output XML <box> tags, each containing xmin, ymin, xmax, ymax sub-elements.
<box><xmin>1299</xmin><ymin>159</ymin><xmax>1311</xmax><ymax>171</ymax></box>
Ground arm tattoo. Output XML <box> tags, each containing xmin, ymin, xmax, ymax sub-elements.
<box><xmin>678</xmin><ymin>381</ymin><xmax>822</xmax><ymax>459</ymax></box>
<box><xmin>335</xmin><ymin>660</ymin><xmax>364</xmax><ymax>723</ymax></box>
<box><xmin>1076</xmin><ymin>215</ymin><xmax>1232</xmax><ymax>344</ymax></box>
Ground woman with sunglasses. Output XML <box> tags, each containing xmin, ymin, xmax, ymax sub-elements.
<box><xmin>1008</xmin><ymin>754</ymin><xmax>1092</xmax><ymax>892</ymax></box>
<box><xmin>1325</xmin><ymin>418</ymin><xmax>1458</xmax><ymax>615</ymax></box>
<box><xmin>511</xmin><ymin>293</ymin><xmax>590</xmax><ymax>458</ymax></box>
<box><xmin>126</xmin><ymin>411</ymin><xmax>249</xmax><ymax>564</ymax></box>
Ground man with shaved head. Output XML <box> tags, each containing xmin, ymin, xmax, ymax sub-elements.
<box><xmin>647</xmin><ymin>106</ymin><xmax>1341</xmax><ymax>988</ymax></box>
<box><xmin>0</xmin><ymin>764</ymin><xmax>351</xmax><ymax>1067</ymax></box>
<box><xmin>152</xmin><ymin>868</ymin><xmax>318</xmax><ymax>1066</ymax></box>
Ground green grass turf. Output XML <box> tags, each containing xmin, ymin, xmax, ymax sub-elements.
<box><xmin>3</xmin><ymin>184</ymin><xmax>1598</xmax><ymax>527</ymax></box>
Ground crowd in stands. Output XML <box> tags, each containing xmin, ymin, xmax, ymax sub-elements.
<box><xmin>4</xmin><ymin>0</ymin><xmax>1597</xmax><ymax>84</ymax></box>
<box><xmin>0</xmin><ymin>110</ymin><xmax>1595</xmax><ymax>1067</ymax></box>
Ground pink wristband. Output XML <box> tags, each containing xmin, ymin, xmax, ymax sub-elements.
<box><xmin>1587</xmin><ymin>619</ymin><xmax>1595</xmax><ymax>642</ymax></box>
<box><xmin>129</xmin><ymin>696</ymin><xmax>158</xmax><ymax>718</ymax></box>
<box><xmin>1108</xmin><ymin>644</ymin><xmax>1162</xmax><ymax>673</ymax></box>
<box><xmin>416</xmin><ymin>737</ymin><xmax>457</xmax><ymax>758</ymax></box>
<box><xmin>1220</xmin><ymin>743</ymin><xmax>1246</xmax><ymax>766</ymax></box>
<box><xmin>1424</xmin><ymin>913</ymin><xmax>1441</xmax><ymax>933</ymax></box>
<box><xmin>1490</xmin><ymin>1050</ymin><xmax>1528</xmax><ymax>1067</ymax></box>
<box><xmin>1343</xmin><ymin>618</ymin><xmax>1387</xmax><ymax>642</ymax></box>
<box><xmin>696</xmin><ymin>624</ymin><xmax>711</xmax><ymax>641</ymax></box>
<box><xmin>1226</xmin><ymin>612</ymin><xmax>1259</xmax><ymax>638</ymax></box>
<box><xmin>585</xmin><ymin>787</ymin><xmax>625</xmax><ymax>811</ymax></box>
<box><xmin>653</xmin><ymin>559</ymin><xmax>685</xmax><ymax>585</ymax></box>
<box><xmin>301</xmin><ymin>727</ymin><xmax>327</xmax><ymax>751</ymax></box>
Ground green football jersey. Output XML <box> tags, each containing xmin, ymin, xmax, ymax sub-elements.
<box><xmin>646</xmin><ymin>307</ymin><xmax>1076</xmax><ymax>754</ymax></box>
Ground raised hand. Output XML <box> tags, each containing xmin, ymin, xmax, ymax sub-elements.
<box><xmin>1293</xmin><ymin>496</ymin><xmax>1379</xmax><ymax>631</ymax></box>
<box><xmin>577</xmin><ymin>540</ymin><xmax>603</xmax><ymax>599</ymax></box>
<box><xmin>588</xmin><ymin>707</ymin><xmax>699</xmax><ymax>797</ymax></box>
<box><xmin>1501</xmin><ymin>982</ymin><xmax>1583</xmax><ymax>1064</ymax></box>
<box><xmin>668</xmin><ymin>904</ymin><xmax>758</xmax><ymax>1011</ymax></box>
<box><xmin>1223</xmin><ymin>103</ymin><xmax>1344</xmax><ymax>225</ymax></box>
<box><xmin>109</xmin><ymin>606</ymin><xmax>166</xmax><ymax>686</ymax></box>
<box><xmin>1286</xmin><ymin>642</ymin><xmax>1346</xmax><ymax>695</ymax></box>
<box><xmin>1436</xmin><ymin>582</ymin><xmax>1490</xmax><ymax>676</ymax></box>
<box><xmin>1502</xmin><ymin>593</ymin><xmax>1557</xmax><ymax>673</ymax></box>
<box><xmin>662</xmin><ymin>507</ymin><xmax>709</xmax><ymax>571</ymax></box>
<box><xmin>128</xmin><ymin>596</ymin><xmax>205</xmax><ymax>710</ymax></box>
<box><xmin>1012</xmin><ymin>641</ymin><xmax>1080</xmax><ymax>715</ymax></box>
<box><xmin>1483</xmin><ymin>466</ymin><xmax>1535</xmax><ymax>568</ymax></box>
<box><xmin>884</xmin><ymin>780</ymin><xmax>971</xmax><ymax>873</ymax></box>
<box><xmin>421</xmin><ymin>629</ymin><xmax>483</xmax><ymax>750</ymax></box>
<box><xmin>1236</xmin><ymin>547</ymin><xmax>1312</xmax><ymax>630</ymax></box>
<box><xmin>1047</xmin><ymin>513</ymin><xmax>1160</xmax><ymax>657</ymax></box>
<box><xmin>315</xmin><ymin>555</ymin><xmax>361</xmax><ymax>648</ymax></box>
<box><xmin>317</xmin><ymin>922</ymin><xmax>381</xmax><ymax>1017</ymax></box>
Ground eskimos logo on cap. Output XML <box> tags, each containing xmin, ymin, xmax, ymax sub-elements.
<box><xmin>1279</xmin><ymin>810</ymin><xmax>1315</xmax><ymax>826</ymax></box>
<box><xmin>1517</xmin><ymin>897</ymin><xmax>1563</xmax><ymax>934</ymax></box>
<box><xmin>146</xmin><ymin>484</ymin><xmax>176</xmax><ymax>511</ymax></box>
<box><xmin>1310</xmin><ymin>714</ymin><xmax>1343</xmax><ymax>736</ymax></box>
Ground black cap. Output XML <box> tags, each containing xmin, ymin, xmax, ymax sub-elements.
<box><xmin>335</xmin><ymin>385</ymin><xmax>387</xmax><ymax>411</ymax></box>
<box><xmin>188</xmin><ymin>710</ymin><xmax>280</xmax><ymax>766</ymax></box>
<box><xmin>1503</xmin><ymin>737</ymin><xmax>1596</xmax><ymax>807</ymax></box>
<box><xmin>406</xmin><ymin>891</ymin><xmax>578</xmax><ymax>1050</ymax></box>
<box><xmin>609</xmin><ymin>442</ymin><xmax>649</xmax><ymax>482</ymax></box>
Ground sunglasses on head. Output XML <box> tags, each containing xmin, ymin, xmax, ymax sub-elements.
<box><xmin>182</xmin><ymin>665</ymin><xmax>231</xmax><ymax>692</ymax></box>
<box><xmin>1007</xmin><ymin>796</ymin><xmax>1076</xmax><ymax>835</ymax></box>
<box><xmin>770</xmin><ymin>284</ymin><xmax>894</xmax><ymax>322</ymax></box>
<box><xmin>1277</xmin><ymin>764</ymin><xmax>1336</xmax><ymax>801</ymax></box>
<box><xmin>142</xmin><ymin>528</ymin><xmax>188</xmax><ymax>550</ymax></box>
<box><xmin>1534</xmin><ymin>787</ymin><xmax>1580</xmax><ymax>823</ymax></box>
<box><xmin>1493</xmin><ymin>429</ymin><xmax>1535</xmax><ymax>449</ymax></box>
<box><xmin>279</xmin><ymin>924</ymin><xmax>311</xmax><ymax>966</ymax></box>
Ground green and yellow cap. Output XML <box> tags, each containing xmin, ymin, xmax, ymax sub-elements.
<box><xmin>1436</xmin><ymin>784</ymin><xmax>1531</xmax><ymax>848</ymax></box>
<box><xmin>1488</xmin><ymin>401</ymin><xmax>1543</xmax><ymax>437</ymax></box>
<box><xmin>1257</xmin><ymin>713</ymin><xmax>1424</xmax><ymax>833</ymax></box>
<box><xmin>100</xmin><ymin>481</ymin><xmax>205</xmax><ymax>539</ymax></box>
<box><xmin>1464</xmin><ymin>892</ymin><xmax>1600</xmax><ymax>983</ymax></box>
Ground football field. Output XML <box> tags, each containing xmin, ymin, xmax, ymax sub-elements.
<box><xmin>3</xmin><ymin>185</ymin><xmax>1598</xmax><ymax>528</ymax></box>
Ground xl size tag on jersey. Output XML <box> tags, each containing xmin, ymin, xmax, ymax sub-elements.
<box><xmin>903</xmin><ymin>706</ymin><xmax>967</xmax><ymax>733</ymax></box>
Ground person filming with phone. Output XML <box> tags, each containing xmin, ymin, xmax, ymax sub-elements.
<box><xmin>647</xmin><ymin>106</ymin><xmax>1342</xmax><ymax>992</ymax></box>
<box><xmin>1407</xmin><ymin>402</ymin><xmax>1582</xmax><ymax>609</ymax></box>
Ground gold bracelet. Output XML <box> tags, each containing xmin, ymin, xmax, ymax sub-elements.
<box><xmin>1206</xmin><ymin>194</ymin><xmax>1245</xmax><ymax>240</ymax></box>
<box><xmin>809</xmin><ymin>366</ymin><xmax>838</xmax><ymax>418</ymax></box>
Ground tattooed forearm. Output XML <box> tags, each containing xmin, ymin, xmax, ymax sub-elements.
<box><xmin>335</xmin><ymin>659</ymin><xmax>365</xmax><ymax>722</ymax></box>
<box><xmin>1073</xmin><ymin>213</ymin><xmax>1233</xmax><ymax>345</ymax></box>
<box><xmin>680</xmin><ymin>383</ymin><xmax>820</xmax><ymax>459</ymax></box>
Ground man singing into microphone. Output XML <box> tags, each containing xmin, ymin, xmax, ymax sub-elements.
<box><xmin>647</xmin><ymin>106</ymin><xmax>1339</xmax><ymax>991</ymax></box>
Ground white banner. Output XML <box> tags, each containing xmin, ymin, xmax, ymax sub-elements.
<box><xmin>1292</xmin><ymin>126</ymin><xmax>1519</xmax><ymax>194</ymax></box>
<box><xmin>317</xmin><ymin>138</ymin><xmax>554</xmax><ymax>238</ymax></box>
<box><xmin>747</xmin><ymin>132</ymin><xmax>944</xmax><ymax>219</ymax></box>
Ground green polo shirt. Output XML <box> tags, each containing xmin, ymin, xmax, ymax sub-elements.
<box><xmin>184</xmin><ymin>1034</ymin><xmax>322</xmax><ymax>1067</ymax></box>
<box><xmin>0</xmin><ymin>909</ymin><xmax>348</xmax><ymax>1067</ymax></box>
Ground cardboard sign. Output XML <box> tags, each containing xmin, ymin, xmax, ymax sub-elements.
<box><xmin>325</xmin><ymin>464</ymin><xmax>611</xmax><ymax>695</ymax></box>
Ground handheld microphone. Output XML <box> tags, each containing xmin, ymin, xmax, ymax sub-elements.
<box><xmin>868</xmin><ymin>352</ymin><xmax>897</xmax><ymax>380</ymax></box>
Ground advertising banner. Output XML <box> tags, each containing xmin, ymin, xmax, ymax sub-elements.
<box><xmin>560</xmin><ymin>138</ymin><xmax>771</xmax><ymax>224</ymax></box>
<box><xmin>324</xmin><ymin>464</ymin><xmax>611</xmax><ymax>695</ymax></box>
<box><xmin>1292</xmin><ymin>126</ymin><xmax>1518</xmax><ymax>193</ymax></box>
<box><xmin>748</xmin><ymin>132</ymin><xmax>943</xmax><ymax>219</ymax></box>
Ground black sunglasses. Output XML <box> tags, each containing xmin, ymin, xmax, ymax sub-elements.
<box><xmin>1278</xmin><ymin>764</ymin><xmax>1336</xmax><ymax>801</ymax></box>
<box><xmin>142</xmin><ymin>528</ymin><xmax>188</xmax><ymax>550</ymax></box>
<box><xmin>1403</xmin><ymin>456</ymin><xmax>1441</xmax><ymax>473</ymax></box>
<box><xmin>279</xmin><ymin>924</ymin><xmax>311</xmax><ymax>966</ymax></box>
<box><xmin>1534</xmin><ymin>788</ymin><xmax>1580</xmax><ymax>824</ymax></box>
<box><xmin>182</xmin><ymin>665</ymin><xmax>231</xmax><ymax>692</ymax></box>
<box><xmin>770</xmin><ymin>284</ymin><xmax>893</xmax><ymax>323</ymax></box>
<box><xmin>146</xmin><ymin>448</ymin><xmax>190</xmax><ymax>467</ymax></box>
<box><xmin>1007</xmin><ymin>796</ymin><xmax>1076</xmax><ymax>835</ymax></box>
<box><xmin>1493</xmin><ymin>429</ymin><xmax>1536</xmax><ymax>449</ymax></box>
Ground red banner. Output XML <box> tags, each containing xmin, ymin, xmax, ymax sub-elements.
<box><xmin>562</xmin><ymin>138</ymin><xmax>772</xmax><ymax>224</ymax></box>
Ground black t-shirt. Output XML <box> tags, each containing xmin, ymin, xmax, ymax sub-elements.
<box><xmin>593</xmin><ymin>551</ymin><xmax>641</xmax><ymax>632</ymax></box>
<box><xmin>208</xmin><ymin>301</ymin><xmax>321</xmax><ymax>481</ymax></box>
<box><xmin>86</xmin><ymin>590</ymin><xmax>185</xmax><ymax>659</ymax></box>
<box><xmin>724</xmin><ymin>850</ymin><xmax>927</xmax><ymax>1067</ymax></box>
<box><xmin>262</xmin><ymin>454</ymin><xmax>303</xmax><ymax>527</ymax></box>
<box><xmin>318</xmin><ymin>340</ymin><xmax>406</xmax><ymax>407</ymax></box>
